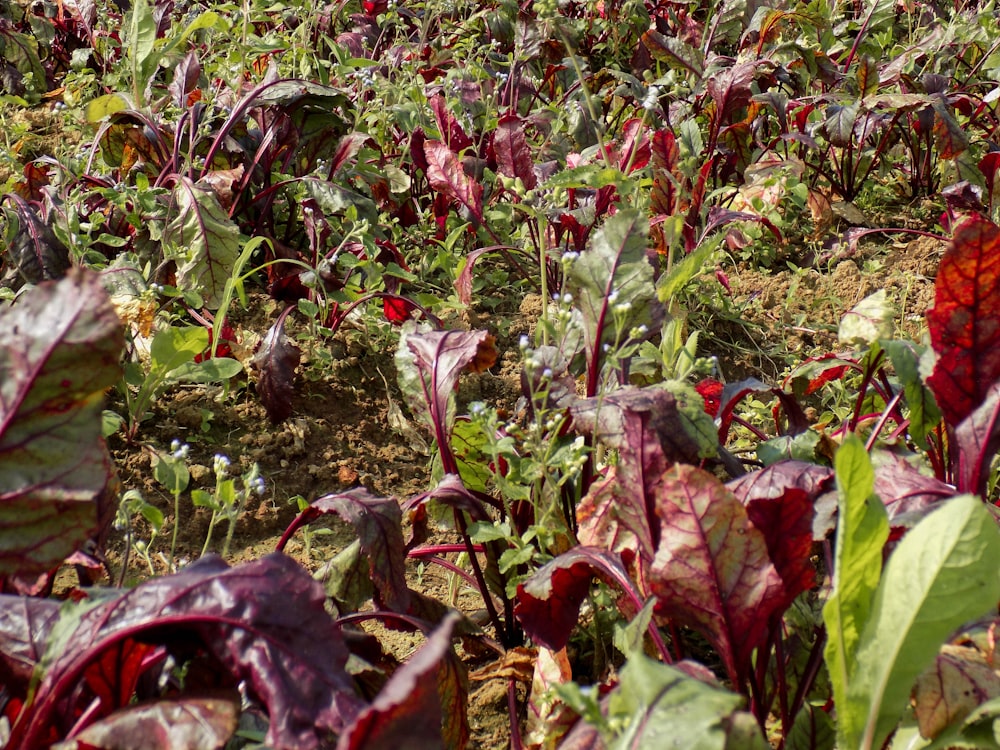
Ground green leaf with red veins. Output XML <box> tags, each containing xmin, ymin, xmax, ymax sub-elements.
<box><xmin>913</xmin><ymin>644</ymin><xmax>1000</xmax><ymax>740</ymax></box>
<box><xmin>926</xmin><ymin>215</ymin><xmax>1000</xmax><ymax>427</ymax></box>
<box><xmin>649</xmin><ymin>464</ymin><xmax>786</xmax><ymax>686</ymax></box>
<box><xmin>0</xmin><ymin>269</ymin><xmax>123</xmax><ymax>577</ymax></box>
<box><xmin>565</xmin><ymin>210</ymin><xmax>664</xmax><ymax>392</ymax></box>
<box><xmin>162</xmin><ymin>176</ymin><xmax>241</xmax><ymax>309</ymax></box>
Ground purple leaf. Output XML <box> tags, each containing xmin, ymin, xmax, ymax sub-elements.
<box><xmin>4</xmin><ymin>554</ymin><xmax>362</xmax><ymax>750</ymax></box>
<box><xmin>397</xmin><ymin>329</ymin><xmax>496</xmax><ymax>474</ymax></box>
<box><xmin>0</xmin><ymin>269</ymin><xmax>124</xmax><ymax>578</ymax></box>
<box><xmin>0</xmin><ymin>194</ymin><xmax>71</xmax><ymax>284</ymax></box>
<box><xmin>336</xmin><ymin>612</ymin><xmax>468</xmax><ymax>750</ymax></box>
<box><xmin>873</xmin><ymin>452</ymin><xmax>956</xmax><ymax>526</ymax></box>
<box><xmin>424</xmin><ymin>140</ymin><xmax>483</xmax><ymax>225</ymax></box>
<box><xmin>650</xmin><ymin>465</ymin><xmax>786</xmax><ymax>686</ymax></box>
<box><xmin>430</xmin><ymin>94</ymin><xmax>473</xmax><ymax>153</ymax></box>
<box><xmin>254</xmin><ymin>306</ymin><xmax>301</xmax><ymax>424</ymax></box>
<box><xmin>328</xmin><ymin>132</ymin><xmax>373</xmax><ymax>178</ymax></box>
<box><xmin>51</xmin><ymin>696</ymin><xmax>239</xmax><ymax>750</ymax></box>
<box><xmin>278</xmin><ymin>488</ymin><xmax>410</xmax><ymax>612</ymax></box>
<box><xmin>954</xmin><ymin>380</ymin><xmax>1000</xmax><ymax>498</ymax></box>
<box><xmin>515</xmin><ymin>547</ymin><xmax>642</xmax><ymax>652</ymax></box>
<box><xmin>168</xmin><ymin>51</ymin><xmax>202</xmax><ymax>109</ymax></box>
<box><xmin>493</xmin><ymin>115</ymin><xmax>537</xmax><ymax>190</ymax></box>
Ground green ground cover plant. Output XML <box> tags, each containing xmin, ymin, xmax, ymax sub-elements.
<box><xmin>1</xmin><ymin>0</ymin><xmax>1000</xmax><ymax>747</ymax></box>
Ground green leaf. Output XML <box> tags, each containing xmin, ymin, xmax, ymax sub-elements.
<box><xmin>162</xmin><ymin>177</ymin><xmax>242</xmax><ymax>309</ymax></box>
<box><xmin>846</xmin><ymin>494</ymin><xmax>1000</xmax><ymax>750</ymax></box>
<box><xmin>922</xmin><ymin>696</ymin><xmax>1000</xmax><ymax>749</ymax></box>
<box><xmin>125</xmin><ymin>0</ymin><xmax>158</xmax><ymax>99</ymax></box>
<box><xmin>566</xmin><ymin>210</ymin><xmax>663</xmax><ymax>375</ymax></box>
<box><xmin>883</xmin><ymin>340</ymin><xmax>941</xmax><ymax>445</ymax></box>
<box><xmin>838</xmin><ymin>289</ymin><xmax>894</xmax><ymax>346</ymax></box>
<box><xmin>153</xmin><ymin>454</ymin><xmax>190</xmax><ymax>495</ymax></box>
<box><xmin>785</xmin><ymin>703</ymin><xmax>836</xmax><ymax>750</ymax></box>
<box><xmin>607</xmin><ymin>655</ymin><xmax>768</xmax><ymax>750</ymax></box>
<box><xmin>84</xmin><ymin>93</ymin><xmax>130</xmax><ymax>124</ymax></box>
<box><xmin>823</xmin><ymin>434</ymin><xmax>889</xmax><ymax>749</ymax></box>
<box><xmin>168</xmin><ymin>358</ymin><xmax>244</xmax><ymax>385</ymax></box>
<box><xmin>150</xmin><ymin>326</ymin><xmax>209</xmax><ymax>374</ymax></box>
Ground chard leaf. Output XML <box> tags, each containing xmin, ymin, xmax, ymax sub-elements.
<box><xmin>254</xmin><ymin>306</ymin><xmax>301</xmax><ymax>424</ymax></box>
<box><xmin>337</xmin><ymin>612</ymin><xmax>468</xmax><ymax>750</ymax></box>
<box><xmin>565</xmin><ymin>210</ymin><xmax>663</xmax><ymax>389</ymax></box>
<box><xmin>823</xmin><ymin>435</ymin><xmax>889</xmax><ymax>749</ymax></box>
<box><xmin>845</xmin><ymin>494</ymin><xmax>1000</xmax><ymax>750</ymax></box>
<box><xmin>649</xmin><ymin>465</ymin><xmax>786</xmax><ymax>685</ymax></box>
<box><xmin>0</xmin><ymin>269</ymin><xmax>123</xmax><ymax>577</ymax></box>
<box><xmin>4</xmin><ymin>554</ymin><xmax>362</xmax><ymax>749</ymax></box>
<box><xmin>50</xmin><ymin>696</ymin><xmax>239</xmax><ymax>750</ymax></box>
<box><xmin>0</xmin><ymin>195</ymin><xmax>71</xmax><ymax>284</ymax></box>
<box><xmin>514</xmin><ymin>546</ymin><xmax>642</xmax><ymax>652</ymax></box>
<box><xmin>926</xmin><ymin>215</ymin><xmax>1000</xmax><ymax>427</ymax></box>
<box><xmin>606</xmin><ymin>654</ymin><xmax>767</xmax><ymax>750</ymax></box>
<box><xmin>162</xmin><ymin>176</ymin><xmax>241</xmax><ymax>309</ymax></box>
<box><xmin>727</xmin><ymin>460</ymin><xmax>835</xmax><ymax>540</ymax></box>
<box><xmin>744</xmin><ymin>487</ymin><xmax>817</xmax><ymax>611</ymax></box>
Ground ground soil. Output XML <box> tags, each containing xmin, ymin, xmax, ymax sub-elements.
<box><xmin>95</xmin><ymin>230</ymin><xmax>943</xmax><ymax>748</ymax></box>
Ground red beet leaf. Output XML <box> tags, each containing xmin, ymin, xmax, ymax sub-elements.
<box><xmin>0</xmin><ymin>269</ymin><xmax>124</xmax><ymax>578</ymax></box>
<box><xmin>650</xmin><ymin>465</ymin><xmax>786</xmax><ymax>686</ymax></box>
<box><xmin>254</xmin><ymin>305</ymin><xmax>301</xmax><ymax>424</ymax></box>
<box><xmin>423</xmin><ymin>140</ymin><xmax>483</xmax><ymax>225</ymax></box>
<box><xmin>2</xmin><ymin>554</ymin><xmax>362</xmax><ymax>750</ymax></box>
<box><xmin>278</xmin><ymin>488</ymin><xmax>410</xmax><ymax>612</ymax></box>
<box><xmin>493</xmin><ymin>114</ymin><xmax>537</xmax><ymax>190</ymax></box>
<box><xmin>954</xmin><ymin>380</ymin><xmax>1000</xmax><ymax>497</ymax></box>
<box><xmin>336</xmin><ymin>612</ymin><xmax>468</xmax><ymax>750</ymax></box>
<box><xmin>926</xmin><ymin>215</ymin><xmax>1000</xmax><ymax>426</ymax></box>
<box><xmin>515</xmin><ymin>547</ymin><xmax>643</xmax><ymax>652</ymax></box>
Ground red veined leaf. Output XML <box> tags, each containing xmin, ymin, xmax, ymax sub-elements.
<box><xmin>253</xmin><ymin>306</ymin><xmax>301</xmax><ymax>424</ymax></box>
<box><xmin>430</xmin><ymin>94</ymin><xmax>473</xmax><ymax>153</ymax></box>
<box><xmin>82</xmin><ymin>638</ymin><xmax>160</xmax><ymax>715</ymax></box>
<box><xmin>706</xmin><ymin>60</ymin><xmax>760</xmax><ymax>125</ymax></box>
<box><xmin>728</xmin><ymin>460</ymin><xmax>836</xmax><ymax>540</ymax></box>
<box><xmin>650</xmin><ymin>128</ymin><xmax>682</xmax><ymax>218</ymax></box>
<box><xmin>424</xmin><ymin>140</ymin><xmax>483</xmax><ymax>225</ymax></box>
<box><xmin>3</xmin><ymin>555</ymin><xmax>362</xmax><ymax>749</ymax></box>
<box><xmin>744</xmin><ymin>488</ymin><xmax>817</xmax><ymax>610</ymax></box>
<box><xmin>932</xmin><ymin>99</ymin><xmax>969</xmax><ymax>160</ymax></box>
<box><xmin>493</xmin><ymin>114</ymin><xmax>537</xmax><ymax>190</ymax></box>
<box><xmin>926</xmin><ymin>215</ymin><xmax>1000</xmax><ymax>426</ymax></box>
<box><xmin>616</xmin><ymin>118</ymin><xmax>651</xmax><ymax>173</ymax></box>
<box><xmin>336</xmin><ymin>613</ymin><xmax>467</xmax><ymax>750</ymax></box>
<box><xmin>168</xmin><ymin>51</ymin><xmax>201</xmax><ymax>109</ymax></box>
<box><xmin>0</xmin><ymin>269</ymin><xmax>123</xmax><ymax>578</ymax></box>
<box><xmin>515</xmin><ymin>547</ymin><xmax>642</xmax><ymax>652</ymax></box>
<box><xmin>571</xmin><ymin>386</ymin><xmax>719</xmax><ymax>565</ymax></box>
<box><xmin>979</xmin><ymin>151</ymin><xmax>1000</xmax><ymax>207</ymax></box>
<box><xmin>649</xmin><ymin>465</ymin><xmax>786</xmax><ymax>686</ymax></box>
<box><xmin>362</xmin><ymin>0</ymin><xmax>388</xmax><ymax>14</ymax></box>
<box><xmin>913</xmin><ymin>644</ymin><xmax>1000</xmax><ymax>740</ymax></box>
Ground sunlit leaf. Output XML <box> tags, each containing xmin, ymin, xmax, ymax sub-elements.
<box><xmin>926</xmin><ymin>215</ymin><xmax>1000</xmax><ymax>426</ymax></box>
